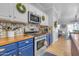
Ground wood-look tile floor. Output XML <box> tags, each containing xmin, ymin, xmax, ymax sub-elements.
<box><xmin>46</xmin><ymin>36</ymin><xmax>79</xmax><ymax>56</ymax></box>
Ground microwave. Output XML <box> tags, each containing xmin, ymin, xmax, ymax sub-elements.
<box><xmin>28</xmin><ymin>11</ymin><xmax>41</xmax><ymax>24</ymax></box>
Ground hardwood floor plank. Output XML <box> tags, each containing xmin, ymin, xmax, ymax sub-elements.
<box><xmin>46</xmin><ymin>36</ymin><xmax>79</xmax><ymax>56</ymax></box>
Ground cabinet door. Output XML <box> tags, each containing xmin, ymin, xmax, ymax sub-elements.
<box><xmin>46</xmin><ymin>33</ymin><xmax>53</xmax><ymax>46</ymax></box>
<box><xmin>46</xmin><ymin>34</ymin><xmax>50</xmax><ymax>46</ymax></box>
<box><xmin>18</xmin><ymin>38</ymin><xmax>33</xmax><ymax>48</ymax></box>
<box><xmin>40</xmin><ymin>14</ymin><xmax>49</xmax><ymax>26</ymax></box>
<box><xmin>1</xmin><ymin>50</ymin><xmax>17</xmax><ymax>56</ymax></box>
<box><xmin>19</xmin><ymin>44</ymin><xmax>33</xmax><ymax>56</ymax></box>
<box><xmin>12</xmin><ymin>3</ymin><xmax>28</xmax><ymax>23</ymax></box>
<box><xmin>0</xmin><ymin>43</ymin><xmax>17</xmax><ymax>55</ymax></box>
<box><xmin>49</xmin><ymin>33</ymin><xmax>53</xmax><ymax>45</ymax></box>
<box><xmin>0</xmin><ymin>4</ymin><xmax>13</xmax><ymax>19</ymax></box>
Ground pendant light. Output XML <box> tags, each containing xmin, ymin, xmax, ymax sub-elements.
<box><xmin>74</xmin><ymin>14</ymin><xmax>77</xmax><ymax>23</ymax></box>
<box><xmin>74</xmin><ymin>14</ymin><xmax>78</xmax><ymax>30</ymax></box>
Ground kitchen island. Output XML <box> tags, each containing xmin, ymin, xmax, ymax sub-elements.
<box><xmin>71</xmin><ymin>32</ymin><xmax>79</xmax><ymax>52</ymax></box>
<box><xmin>46</xmin><ymin>34</ymin><xmax>79</xmax><ymax>56</ymax></box>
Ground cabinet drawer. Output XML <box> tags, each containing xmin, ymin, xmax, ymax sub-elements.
<box><xmin>0</xmin><ymin>43</ymin><xmax>17</xmax><ymax>55</ymax></box>
<box><xmin>1</xmin><ymin>50</ymin><xmax>17</xmax><ymax>56</ymax></box>
<box><xmin>19</xmin><ymin>44</ymin><xmax>33</xmax><ymax>56</ymax></box>
<box><xmin>18</xmin><ymin>38</ymin><xmax>33</xmax><ymax>48</ymax></box>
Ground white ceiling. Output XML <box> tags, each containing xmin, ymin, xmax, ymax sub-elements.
<box><xmin>31</xmin><ymin>3</ymin><xmax>79</xmax><ymax>24</ymax></box>
<box><xmin>31</xmin><ymin>3</ymin><xmax>53</xmax><ymax>13</ymax></box>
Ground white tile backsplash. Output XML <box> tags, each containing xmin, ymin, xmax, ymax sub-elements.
<box><xmin>24</xmin><ymin>24</ymin><xmax>39</xmax><ymax>32</ymax></box>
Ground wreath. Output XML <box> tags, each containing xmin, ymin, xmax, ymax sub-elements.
<box><xmin>54</xmin><ymin>21</ymin><xmax>57</xmax><ymax>28</ymax></box>
<box><xmin>42</xmin><ymin>16</ymin><xmax>45</xmax><ymax>21</ymax></box>
<box><xmin>16</xmin><ymin>3</ymin><xmax>26</xmax><ymax>13</ymax></box>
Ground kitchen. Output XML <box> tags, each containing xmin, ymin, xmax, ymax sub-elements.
<box><xmin>0</xmin><ymin>3</ymin><xmax>79</xmax><ymax>56</ymax></box>
<box><xmin>0</xmin><ymin>3</ymin><xmax>52</xmax><ymax>56</ymax></box>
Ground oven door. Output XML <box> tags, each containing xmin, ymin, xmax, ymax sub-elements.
<box><xmin>35</xmin><ymin>36</ymin><xmax>46</xmax><ymax>56</ymax></box>
<box><xmin>37</xmin><ymin>39</ymin><xmax>45</xmax><ymax>50</ymax></box>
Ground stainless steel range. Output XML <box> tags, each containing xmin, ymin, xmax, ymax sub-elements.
<box><xmin>27</xmin><ymin>33</ymin><xmax>47</xmax><ymax>56</ymax></box>
<box><xmin>34</xmin><ymin>34</ymin><xmax>47</xmax><ymax>56</ymax></box>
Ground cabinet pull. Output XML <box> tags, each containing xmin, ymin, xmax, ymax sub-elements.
<box><xmin>0</xmin><ymin>48</ymin><xmax>5</xmax><ymax>52</ymax></box>
<box><xmin>25</xmin><ymin>41</ymin><xmax>29</xmax><ymax>43</ymax></box>
<box><xmin>19</xmin><ymin>52</ymin><xmax>21</xmax><ymax>54</ymax></box>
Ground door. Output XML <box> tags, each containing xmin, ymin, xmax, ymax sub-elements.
<box><xmin>1</xmin><ymin>50</ymin><xmax>17</xmax><ymax>56</ymax></box>
<box><xmin>19</xmin><ymin>44</ymin><xmax>33</xmax><ymax>56</ymax></box>
<box><xmin>37</xmin><ymin>39</ymin><xmax>45</xmax><ymax>50</ymax></box>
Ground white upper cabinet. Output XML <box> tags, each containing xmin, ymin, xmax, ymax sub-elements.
<box><xmin>0</xmin><ymin>3</ymin><xmax>49</xmax><ymax>25</ymax></box>
<box><xmin>12</xmin><ymin>3</ymin><xmax>28</xmax><ymax>23</ymax></box>
<box><xmin>40</xmin><ymin>14</ymin><xmax>49</xmax><ymax>26</ymax></box>
<box><xmin>0</xmin><ymin>4</ymin><xmax>13</xmax><ymax>20</ymax></box>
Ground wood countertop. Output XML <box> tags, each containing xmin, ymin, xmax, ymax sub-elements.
<box><xmin>71</xmin><ymin>34</ymin><xmax>79</xmax><ymax>52</ymax></box>
<box><xmin>72</xmin><ymin>39</ymin><xmax>79</xmax><ymax>51</ymax></box>
<box><xmin>70</xmin><ymin>33</ymin><xmax>79</xmax><ymax>52</ymax></box>
<box><xmin>71</xmin><ymin>32</ymin><xmax>79</xmax><ymax>34</ymax></box>
<box><xmin>0</xmin><ymin>34</ymin><xmax>33</xmax><ymax>46</ymax></box>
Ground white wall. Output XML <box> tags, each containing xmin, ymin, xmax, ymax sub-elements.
<box><xmin>52</xmin><ymin>11</ymin><xmax>58</xmax><ymax>43</ymax></box>
<box><xmin>47</xmin><ymin>6</ymin><xmax>59</xmax><ymax>44</ymax></box>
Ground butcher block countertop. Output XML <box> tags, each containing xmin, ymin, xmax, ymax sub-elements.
<box><xmin>0</xmin><ymin>34</ymin><xmax>33</xmax><ymax>46</ymax></box>
<box><xmin>71</xmin><ymin>33</ymin><xmax>79</xmax><ymax>51</ymax></box>
<box><xmin>72</xmin><ymin>39</ymin><xmax>79</xmax><ymax>51</ymax></box>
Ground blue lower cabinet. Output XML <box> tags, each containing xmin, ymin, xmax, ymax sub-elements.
<box><xmin>46</xmin><ymin>34</ymin><xmax>50</xmax><ymax>46</ymax></box>
<box><xmin>1</xmin><ymin>50</ymin><xmax>17</xmax><ymax>56</ymax></box>
<box><xmin>19</xmin><ymin>44</ymin><xmax>33</xmax><ymax>56</ymax></box>
<box><xmin>0</xmin><ymin>38</ymin><xmax>34</xmax><ymax>56</ymax></box>
<box><xmin>49</xmin><ymin>33</ymin><xmax>53</xmax><ymax>44</ymax></box>
<box><xmin>0</xmin><ymin>43</ymin><xmax>17</xmax><ymax>55</ymax></box>
<box><xmin>46</xmin><ymin>33</ymin><xmax>53</xmax><ymax>46</ymax></box>
<box><xmin>18</xmin><ymin>38</ymin><xmax>33</xmax><ymax>48</ymax></box>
